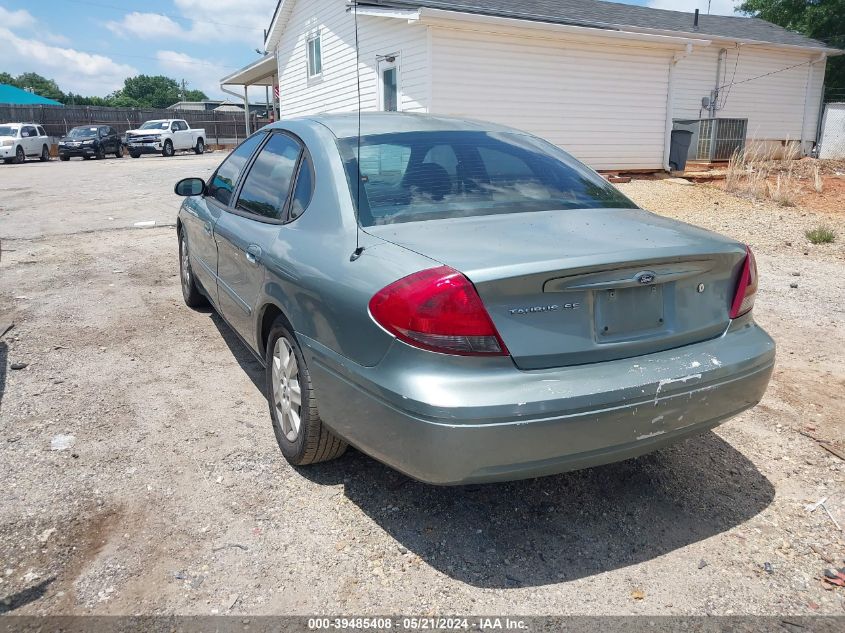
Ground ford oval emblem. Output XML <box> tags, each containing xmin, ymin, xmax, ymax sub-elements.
<box><xmin>636</xmin><ymin>271</ymin><xmax>657</xmax><ymax>285</ymax></box>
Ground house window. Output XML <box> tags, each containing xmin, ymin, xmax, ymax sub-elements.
<box><xmin>378</xmin><ymin>54</ymin><xmax>399</xmax><ymax>112</ymax></box>
<box><xmin>307</xmin><ymin>33</ymin><xmax>322</xmax><ymax>77</ymax></box>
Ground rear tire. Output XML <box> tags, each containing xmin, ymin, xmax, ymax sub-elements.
<box><xmin>179</xmin><ymin>228</ymin><xmax>208</xmax><ymax>308</ymax></box>
<box><xmin>265</xmin><ymin>320</ymin><xmax>347</xmax><ymax>466</ymax></box>
<box><xmin>194</xmin><ymin>138</ymin><xmax>205</xmax><ymax>155</ymax></box>
<box><xmin>115</xmin><ymin>144</ymin><xmax>124</xmax><ymax>158</ymax></box>
<box><xmin>40</xmin><ymin>145</ymin><xmax>50</xmax><ymax>161</ymax></box>
<box><xmin>129</xmin><ymin>150</ymin><xmax>141</xmax><ymax>158</ymax></box>
<box><xmin>59</xmin><ymin>155</ymin><xmax>70</xmax><ymax>161</ymax></box>
<box><xmin>162</xmin><ymin>139</ymin><xmax>174</xmax><ymax>157</ymax></box>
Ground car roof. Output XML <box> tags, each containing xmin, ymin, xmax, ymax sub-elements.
<box><xmin>267</xmin><ymin>112</ymin><xmax>523</xmax><ymax>139</ymax></box>
<box><xmin>3</xmin><ymin>122</ymin><xmax>36</xmax><ymax>126</ymax></box>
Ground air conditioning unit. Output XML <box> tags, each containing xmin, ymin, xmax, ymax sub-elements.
<box><xmin>672</xmin><ymin>118</ymin><xmax>748</xmax><ymax>162</ymax></box>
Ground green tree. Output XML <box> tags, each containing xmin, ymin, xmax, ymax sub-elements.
<box><xmin>739</xmin><ymin>0</ymin><xmax>845</xmax><ymax>101</ymax></box>
<box><xmin>111</xmin><ymin>75</ymin><xmax>207</xmax><ymax>109</ymax></box>
<box><xmin>0</xmin><ymin>71</ymin><xmax>65</xmax><ymax>101</ymax></box>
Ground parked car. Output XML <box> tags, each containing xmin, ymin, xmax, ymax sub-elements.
<box><xmin>0</xmin><ymin>123</ymin><xmax>50</xmax><ymax>164</ymax></box>
<box><xmin>124</xmin><ymin>119</ymin><xmax>205</xmax><ymax>158</ymax></box>
<box><xmin>58</xmin><ymin>125</ymin><xmax>124</xmax><ymax>160</ymax></box>
<box><xmin>173</xmin><ymin>113</ymin><xmax>775</xmax><ymax>485</ymax></box>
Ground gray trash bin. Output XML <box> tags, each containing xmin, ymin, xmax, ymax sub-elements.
<box><xmin>669</xmin><ymin>129</ymin><xmax>693</xmax><ymax>171</ymax></box>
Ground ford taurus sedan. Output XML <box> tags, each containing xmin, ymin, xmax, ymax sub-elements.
<box><xmin>174</xmin><ymin>113</ymin><xmax>775</xmax><ymax>485</ymax></box>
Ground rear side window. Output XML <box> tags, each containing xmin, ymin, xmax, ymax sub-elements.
<box><xmin>235</xmin><ymin>133</ymin><xmax>302</xmax><ymax>220</ymax></box>
<box><xmin>207</xmin><ymin>133</ymin><xmax>266</xmax><ymax>206</ymax></box>
<box><xmin>37</xmin><ymin>126</ymin><xmax>47</xmax><ymax>137</ymax></box>
<box><xmin>289</xmin><ymin>154</ymin><xmax>314</xmax><ymax>221</ymax></box>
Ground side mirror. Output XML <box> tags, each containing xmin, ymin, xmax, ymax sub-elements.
<box><xmin>174</xmin><ymin>177</ymin><xmax>206</xmax><ymax>197</ymax></box>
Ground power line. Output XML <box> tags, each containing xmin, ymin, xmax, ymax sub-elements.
<box><xmin>715</xmin><ymin>58</ymin><xmax>818</xmax><ymax>92</ymax></box>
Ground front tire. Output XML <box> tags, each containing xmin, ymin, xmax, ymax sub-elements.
<box><xmin>115</xmin><ymin>144</ymin><xmax>124</xmax><ymax>158</ymax></box>
<box><xmin>179</xmin><ymin>228</ymin><xmax>208</xmax><ymax>308</ymax></box>
<box><xmin>40</xmin><ymin>145</ymin><xmax>50</xmax><ymax>161</ymax></box>
<box><xmin>162</xmin><ymin>139</ymin><xmax>174</xmax><ymax>157</ymax></box>
<box><xmin>59</xmin><ymin>155</ymin><xmax>70</xmax><ymax>161</ymax></box>
<box><xmin>194</xmin><ymin>138</ymin><xmax>205</xmax><ymax>155</ymax></box>
<box><xmin>129</xmin><ymin>150</ymin><xmax>141</xmax><ymax>158</ymax></box>
<box><xmin>14</xmin><ymin>146</ymin><xmax>24</xmax><ymax>164</ymax></box>
<box><xmin>95</xmin><ymin>145</ymin><xmax>105</xmax><ymax>159</ymax></box>
<box><xmin>265</xmin><ymin>321</ymin><xmax>347</xmax><ymax>466</ymax></box>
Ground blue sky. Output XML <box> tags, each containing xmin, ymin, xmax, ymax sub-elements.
<box><xmin>0</xmin><ymin>0</ymin><xmax>741</xmax><ymax>100</ymax></box>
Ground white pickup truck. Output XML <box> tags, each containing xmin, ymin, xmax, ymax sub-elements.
<box><xmin>124</xmin><ymin>119</ymin><xmax>206</xmax><ymax>158</ymax></box>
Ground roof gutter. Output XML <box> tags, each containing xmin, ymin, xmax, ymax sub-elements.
<box><xmin>416</xmin><ymin>7</ymin><xmax>711</xmax><ymax>48</ymax></box>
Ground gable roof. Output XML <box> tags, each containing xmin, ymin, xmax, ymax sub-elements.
<box><xmin>359</xmin><ymin>0</ymin><xmax>832</xmax><ymax>50</ymax></box>
<box><xmin>0</xmin><ymin>83</ymin><xmax>63</xmax><ymax>106</ymax></box>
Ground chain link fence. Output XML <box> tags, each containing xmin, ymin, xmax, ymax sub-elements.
<box><xmin>0</xmin><ymin>104</ymin><xmax>269</xmax><ymax>146</ymax></box>
<box><xmin>818</xmin><ymin>102</ymin><xmax>845</xmax><ymax>159</ymax></box>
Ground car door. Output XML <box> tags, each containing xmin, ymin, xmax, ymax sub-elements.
<box><xmin>171</xmin><ymin>121</ymin><xmax>187</xmax><ymax>150</ymax></box>
<box><xmin>183</xmin><ymin>132</ymin><xmax>267</xmax><ymax>306</ymax></box>
<box><xmin>214</xmin><ymin>131</ymin><xmax>305</xmax><ymax>347</ymax></box>
<box><xmin>21</xmin><ymin>126</ymin><xmax>38</xmax><ymax>155</ymax></box>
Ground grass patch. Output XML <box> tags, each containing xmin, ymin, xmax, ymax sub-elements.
<box><xmin>805</xmin><ymin>226</ymin><xmax>836</xmax><ymax>244</ymax></box>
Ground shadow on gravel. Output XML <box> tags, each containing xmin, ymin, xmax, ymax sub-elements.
<box><xmin>0</xmin><ymin>577</ymin><xmax>55</xmax><ymax>613</ymax></box>
<box><xmin>299</xmin><ymin>433</ymin><xmax>774</xmax><ymax>588</ymax></box>
<box><xmin>209</xmin><ymin>311</ymin><xmax>264</xmax><ymax>392</ymax></box>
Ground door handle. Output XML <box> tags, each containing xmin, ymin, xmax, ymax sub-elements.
<box><xmin>245</xmin><ymin>244</ymin><xmax>262</xmax><ymax>265</ymax></box>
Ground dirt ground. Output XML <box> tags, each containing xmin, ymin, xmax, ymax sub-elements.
<box><xmin>1</xmin><ymin>153</ymin><xmax>844</xmax><ymax>616</ymax></box>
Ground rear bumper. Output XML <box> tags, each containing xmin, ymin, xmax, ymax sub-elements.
<box><xmin>304</xmin><ymin>319</ymin><xmax>775</xmax><ymax>485</ymax></box>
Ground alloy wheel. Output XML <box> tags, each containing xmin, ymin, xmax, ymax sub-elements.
<box><xmin>272</xmin><ymin>337</ymin><xmax>302</xmax><ymax>442</ymax></box>
<box><xmin>180</xmin><ymin>235</ymin><xmax>191</xmax><ymax>293</ymax></box>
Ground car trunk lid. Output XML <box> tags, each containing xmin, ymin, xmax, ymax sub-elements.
<box><xmin>365</xmin><ymin>208</ymin><xmax>747</xmax><ymax>369</ymax></box>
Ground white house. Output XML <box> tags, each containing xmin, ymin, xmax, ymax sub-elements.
<box><xmin>222</xmin><ymin>0</ymin><xmax>841</xmax><ymax>171</ymax></box>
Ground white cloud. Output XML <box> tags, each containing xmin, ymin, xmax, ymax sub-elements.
<box><xmin>0</xmin><ymin>5</ymin><xmax>36</xmax><ymax>29</ymax></box>
<box><xmin>0</xmin><ymin>27</ymin><xmax>137</xmax><ymax>95</ymax></box>
<box><xmin>106</xmin><ymin>1</ymin><xmax>276</xmax><ymax>46</ymax></box>
<box><xmin>156</xmin><ymin>50</ymin><xmax>230</xmax><ymax>98</ymax></box>
<box><xmin>647</xmin><ymin>1</ymin><xmax>742</xmax><ymax>16</ymax></box>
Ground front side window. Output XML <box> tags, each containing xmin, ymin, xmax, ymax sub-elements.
<box><xmin>207</xmin><ymin>133</ymin><xmax>266</xmax><ymax>206</ymax></box>
<box><xmin>22</xmin><ymin>126</ymin><xmax>36</xmax><ymax>137</ymax></box>
<box><xmin>307</xmin><ymin>34</ymin><xmax>322</xmax><ymax>77</ymax></box>
<box><xmin>235</xmin><ymin>133</ymin><xmax>302</xmax><ymax>220</ymax></box>
<box><xmin>338</xmin><ymin>130</ymin><xmax>638</xmax><ymax>226</ymax></box>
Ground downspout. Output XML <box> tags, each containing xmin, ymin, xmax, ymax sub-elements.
<box><xmin>801</xmin><ymin>53</ymin><xmax>826</xmax><ymax>155</ymax></box>
<box><xmin>710</xmin><ymin>48</ymin><xmax>727</xmax><ymax>118</ymax></box>
<box><xmin>663</xmin><ymin>43</ymin><xmax>693</xmax><ymax>171</ymax></box>
<box><xmin>220</xmin><ymin>83</ymin><xmax>251</xmax><ymax>136</ymax></box>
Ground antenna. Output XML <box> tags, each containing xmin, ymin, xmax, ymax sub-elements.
<box><xmin>350</xmin><ymin>0</ymin><xmax>365</xmax><ymax>261</ymax></box>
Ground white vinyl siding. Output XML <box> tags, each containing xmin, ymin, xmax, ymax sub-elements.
<box><xmin>673</xmin><ymin>45</ymin><xmax>826</xmax><ymax>144</ymax></box>
<box><xmin>275</xmin><ymin>0</ymin><xmax>428</xmax><ymax>117</ymax></box>
<box><xmin>428</xmin><ymin>27</ymin><xmax>672</xmax><ymax>170</ymax></box>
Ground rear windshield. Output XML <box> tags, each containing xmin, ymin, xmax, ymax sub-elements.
<box><xmin>337</xmin><ymin>130</ymin><xmax>637</xmax><ymax>226</ymax></box>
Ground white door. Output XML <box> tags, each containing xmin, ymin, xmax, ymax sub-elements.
<box><xmin>172</xmin><ymin>121</ymin><xmax>190</xmax><ymax>150</ymax></box>
<box><xmin>21</xmin><ymin>125</ymin><xmax>40</xmax><ymax>155</ymax></box>
<box><xmin>377</xmin><ymin>54</ymin><xmax>400</xmax><ymax>112</ymax></box>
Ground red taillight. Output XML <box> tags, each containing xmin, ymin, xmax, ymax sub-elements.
<box><xmin>369</xmin><ymin>266</ymin><xmax>508</xmax><ymax>356</ymax></box>
<box><xmin>730</xmin><ymin>245</ymin><xmax>758</xmax><ymax>319</ymax></box>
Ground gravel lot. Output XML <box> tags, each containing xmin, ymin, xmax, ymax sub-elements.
<box><xmin>1</xmin><ymin>154</ymin><xmax>844</xmax><ymax>616</ymax></box>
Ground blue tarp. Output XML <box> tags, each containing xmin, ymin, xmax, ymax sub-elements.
<box><xmin>0</xmin><ymin>83</ymin><xmax>63</xmax><ymax>106</ymax></box>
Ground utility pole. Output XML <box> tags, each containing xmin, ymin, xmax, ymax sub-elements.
<box><xmin>180</xmin><ymin>79</ymin><xmax>187</xmax><ymax>102</ymax></box>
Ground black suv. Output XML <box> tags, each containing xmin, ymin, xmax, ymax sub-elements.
<box><xmin>58</xmin><ymin>126</ymin><xmax>124</xmax><ymax>160</ymax></box>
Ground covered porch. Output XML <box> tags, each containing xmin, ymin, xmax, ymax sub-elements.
<box><xmin>219</xmin><ymin>53</ymin><xmax>279</xmax><ymax>136</ymax></box>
